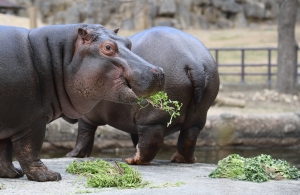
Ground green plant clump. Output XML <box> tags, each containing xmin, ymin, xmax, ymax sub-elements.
<box><xmin>138</xmin><ymin>91</ymin><xmax>182</xmax><ymax>126</ymax></box>
<box><xmin>209</xmin><ymin>154</ymin><xmax>300</xmax><ymax>183</ymax></box>
<box><xmin>66</xmin><ymin>159</ymin><xmax>147</xmax><ymax>188</ymax></box>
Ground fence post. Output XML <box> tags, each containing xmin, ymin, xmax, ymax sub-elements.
<box><xmin>241</xmin><ymin>49</ymin><xmax>245</xmax><ymax>83</ymax></box>
<box><xmin>267</xmin><ymin>49</ymin><xmax>271</xmax><ymax>89</ymax></box>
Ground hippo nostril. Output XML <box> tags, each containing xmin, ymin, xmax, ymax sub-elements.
<box><xmin>159</xmin><ymin>67</ymin><xmax>164</xmax><ymax>72</ymax></box>
<box><xmin>151</xmin><ymin>67</ymin><xmax>158</xmax><ymax>74</ymax></box>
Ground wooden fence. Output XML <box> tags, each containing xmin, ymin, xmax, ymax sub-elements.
<box><xmin>209</xmin><ymin>47</ymin><xmax>299</xmax><ymax>84</ymax></box>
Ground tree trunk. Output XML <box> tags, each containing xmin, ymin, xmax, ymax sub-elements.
<box><xmin>28</xmin><ymin>6</ymin><xmax>37</xmax><ymax>29</ymax></box>
<box><xmin>276</xmin><ymin>0</ymin><xmax>298</xmax><ymax>94</ymax></box>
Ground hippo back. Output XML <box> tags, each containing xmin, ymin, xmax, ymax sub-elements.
<box><xmin>130</xmin><ymin>26</ymin><xmax>219</xmax><ymax>129</ymax></box>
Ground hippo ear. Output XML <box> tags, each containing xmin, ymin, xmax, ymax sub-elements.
<box><xmin>78</xmin><ymin>28</ymin><xmax>92</xmax><ymax>41</ymax></box>
<box><xmin>113</xmin><ymin>27</ymin><xmax>120</xmax><ymax>34</ymax></box>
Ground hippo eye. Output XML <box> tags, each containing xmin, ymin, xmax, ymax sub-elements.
<box><xmin>100</xmin><ymin>41</ymin><xmax>118</xmax><ymax>56</ymax></box>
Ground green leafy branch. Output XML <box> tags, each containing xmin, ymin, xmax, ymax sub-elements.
<box><xmin>138</xmin><ymin>91</ymin><xmax>182</xmax><ymax>127</ymax></box>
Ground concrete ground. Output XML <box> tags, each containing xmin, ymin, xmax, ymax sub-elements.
<box><xmin>0</xmin><ymin>158</ymin><xmax>300</xmax><ymax>195</ymax></box>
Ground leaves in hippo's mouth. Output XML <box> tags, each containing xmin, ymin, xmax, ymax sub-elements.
<box><xmin>137</xmin><ymin>91</ymin><xmax>182</xmax><ymax>127</ymax></box>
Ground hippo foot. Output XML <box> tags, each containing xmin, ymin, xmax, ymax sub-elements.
<box><xmin>0</xmin><ymin>164</ymin><xmax>24</xmax><ymax>178</ymax></box>
<box><xmin>170</xmin><ymin>151</ymin><xmax>196</xmax><ymax>163</ymax></box>
<box><xmin>125</xmin><ymin>156</ymin><xmax>151</xmax><ymax>165</ymax></box>
<box><xmin>24</xmin><ymin>165</ymin><xmax>61</xmax><ymax>182</ymax></box>
<box><xmin>66</xmin><ymin>149</ymin><xmax>85</xmax><ymax>158</ymax></box>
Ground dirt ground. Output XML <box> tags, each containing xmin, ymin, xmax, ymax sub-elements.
<box><xmin>0</xmin><ymin>13</ymin><xmax>45</xmax><ymax>29</ymax></box>
<box><xmin>209</xmin><ymin>89</ymin><xmax>300</xmax><ymax>115</ymax></box>
<box><xmin>120</xmin><ymin>24</ymin><xmax>300</xmax><ymax>48</ymax></box>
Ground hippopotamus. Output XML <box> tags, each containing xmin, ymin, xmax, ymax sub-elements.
<box><xmin>66</xmin><ymin>26</ymin><xmax>219</xmax><ymax>164</ymax></box>
<box><xmin>0</xmin><ymin>24</ymin><xmax>164</xmax><ymax>182</ymax></box>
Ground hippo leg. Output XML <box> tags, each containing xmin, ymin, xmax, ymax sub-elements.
<box><xmin>66</xmin><ymin>119</ymin><xmax>97</xmax><ymax>158</ymax></box>
<box><xmin>12</xmin><ymin>118</ymin><xmax>61</xmax><ymax>181</ymax></box>
<box><xmin>125</xmin><ymin>125</ymin><xmax>164</xmax><ymax>165</ymax></box>
<box><xmin>130</xmin><ymin>134</ymin><xmax>139</xmax><ymax>148</ymax></box>
<box><xmin>0</xmin><ymin>139</ymin><xmax>24</xmax><ymax>178</ymax></box>
<box><xmin>171</xmin><ymin>126</ymin><xmax>200</xmax><ymax>163</ymax></box>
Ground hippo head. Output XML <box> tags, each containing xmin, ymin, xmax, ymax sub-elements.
<box><xmin>65</xmin><ymin>25</ymin><xmax>164</xmax><ymax>117</ymax></box>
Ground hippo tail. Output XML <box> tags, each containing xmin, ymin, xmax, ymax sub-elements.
<box><xmin>185</xmin><ymin>63</ymin><xmax>207</xmax><ymax>109</ymax></box>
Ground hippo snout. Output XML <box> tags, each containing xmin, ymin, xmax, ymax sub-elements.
<box><xmin>127</xmin><ymin>65</ymin><xmax>164</xmax><ymax>99</ymax></box>
<box><xmin>156</xmin><ymin>67</ymin><xmax>165</xmax><ymax>91</ymax></box>
<box><xmin>150</xmin><ymin>66</ymin><xmax>165</xmax><ymax>92</ymax></box>
<box><xmin>150</xmin><ymin>66</ymin><xmax>165</xmax><ymax>94</ymax></box>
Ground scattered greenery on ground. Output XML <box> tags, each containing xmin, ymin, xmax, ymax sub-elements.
<box><xmin>74</xmin><ymin>189</ymin><xmax>93</xmax><ymax>194</ymax></box>
<box><xmin>138</xmin><ymin>91</ymin><xmax>182</xmax><ymax>126</ymax></box>
<box><xmin>150</xmin><ymin>182</ymin><xmax>185</xmax><ymax>188</ymax></box>
<box><xmin>66</xmin><ymin>159</ymin><xmax>148</xmax><ymax>188</ymax></box>
<box><xmin>0</xmin><ymin>184</ymin><xmax>5</xmax><ymax>190</ymax></box>
<box><xmin>209</xmin><ymin>154</ymin><xmax>300</xmax><ymax>183</ymax></box>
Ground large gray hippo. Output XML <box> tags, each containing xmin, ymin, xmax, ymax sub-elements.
<box><xmin>67</xmin><ymin>26</ymin><xmax>219</xmax><ymax>165</ymax></box>
<box><xmin>0</xmin><ymin>24</ymin><xmax>164</xmax><ymax>182</ymax></box>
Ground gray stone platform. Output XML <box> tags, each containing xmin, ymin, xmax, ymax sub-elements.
<box><xmin>0</xmin><ymin>158</ymin><xmax>300</xmax><ymax>195</ymax></box>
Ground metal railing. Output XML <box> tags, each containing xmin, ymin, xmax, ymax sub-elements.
<box><xmin>208</xmin><ymin>47</ymin><xmax>298</xmax><ymax>84</ymax></box>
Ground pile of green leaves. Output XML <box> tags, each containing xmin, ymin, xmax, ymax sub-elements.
<box><xmin>209</xmin><ymin>154</ymin><xmax>300</xmax><ymax>183</ymax></box>
<box><xmin>66</xmin><ymin>159</ymin><xmax>147</xmax><ymax>188</ymax></box>
<box><xmin>138</xmin><ymin>91</ymin><xmax>182</xmax><ymax>126</ymax></box>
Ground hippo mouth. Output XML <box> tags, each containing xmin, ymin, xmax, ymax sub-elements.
<box><xmin>124</xmin><ymin>77</ymin><xmax>132</xmax><ymax>90</ymax></box>
<box><xmin>115</xmin><ymin>75</ymin><xmax>139</xmax><ymax>104</ymax></box>
<box><xmin>117</xmin><ymin>74</ymin><xmax>132</xmax><ymax>90</ymax></box>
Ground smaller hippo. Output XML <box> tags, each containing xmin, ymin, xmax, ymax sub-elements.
<box><xmin>0</xmin><ymin>24</ymin><xmax>164</xmax><ymax>182</ymax></box>
<box><xmin>67</xmin><ymin>26</ymin><xmax>219</xmax><ymax>164</ymax></box>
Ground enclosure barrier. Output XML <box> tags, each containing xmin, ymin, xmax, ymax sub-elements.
<box><xmin>209</xmin><ymin>47</ymin><xmax>299</xmax><ymax>84</ymax></box>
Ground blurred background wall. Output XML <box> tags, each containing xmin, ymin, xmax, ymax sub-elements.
<box><xmin>3</xmin><ymin>0</ymin><xmax>300</xmax><ymax>30</ymax></box>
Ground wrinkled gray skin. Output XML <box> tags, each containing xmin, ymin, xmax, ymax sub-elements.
<box><xmin>66</xmin><ymin>26</ymin><xmax>219</xmax><ymax>165</ymax></box>
<box><xmin>0</xmin><ymin>24</ymin><xmax>164</xmax><ymax>182</ymax></box>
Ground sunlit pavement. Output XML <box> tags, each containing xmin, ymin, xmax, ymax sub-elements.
<box><xmin>1</xmin><ymin>158</ymin><xmax>300</xmax><ymax>195</ymax></box>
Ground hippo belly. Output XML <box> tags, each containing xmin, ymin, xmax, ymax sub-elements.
<box><xmin>83</xmin><ymin>101</ymin><xmax>138</xmax><ymax>134</ymax></box>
